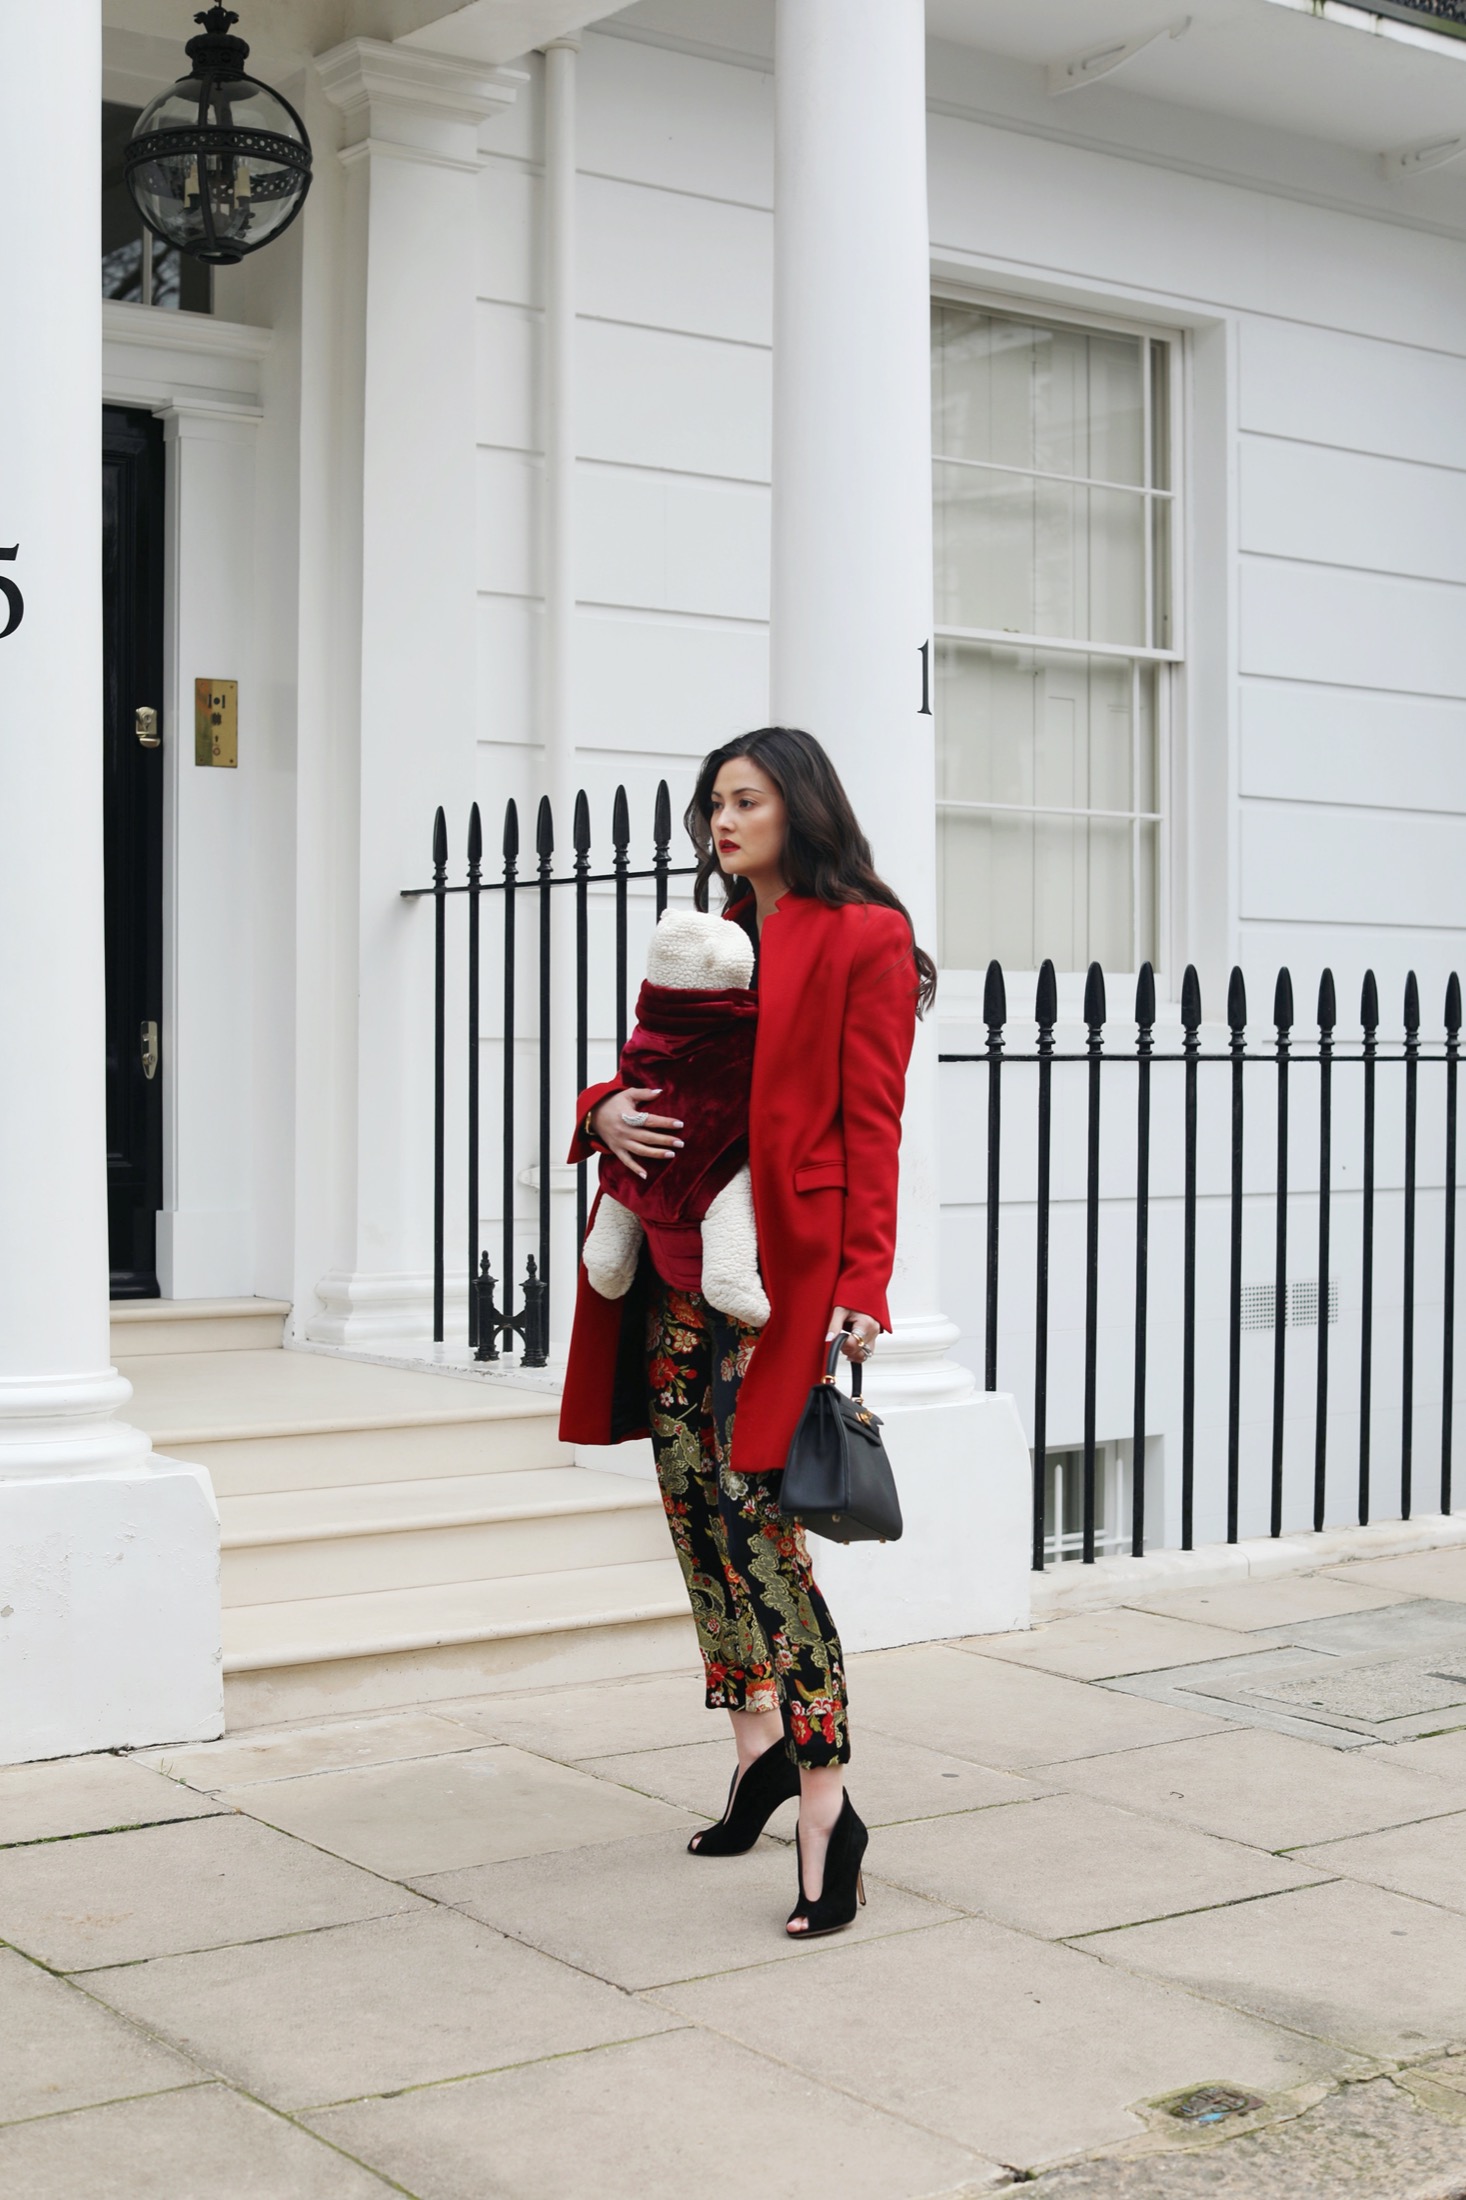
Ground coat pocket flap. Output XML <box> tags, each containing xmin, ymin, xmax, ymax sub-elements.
<box><xmin>793</xmin><ymin>1158</ymin><xmax>847</xmax><ymax>1193</ymax></box>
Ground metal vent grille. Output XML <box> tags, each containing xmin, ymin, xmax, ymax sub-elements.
<box><xmin>1240</xmin><ymin>1282</ymin><xmax>1339</xmax><ymax>1332</ymax></box>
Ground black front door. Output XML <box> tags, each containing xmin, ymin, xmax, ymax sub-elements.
<box><xmin>102</xmin><ymin>407</ymin><xmax>165</xmax><ymax>1298</ymax></box>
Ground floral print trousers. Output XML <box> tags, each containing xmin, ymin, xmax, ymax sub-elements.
<box><xmin>646</xmin><ymin>1275</ymin><xmax>850</xmax><ymax>1769</ymax></box>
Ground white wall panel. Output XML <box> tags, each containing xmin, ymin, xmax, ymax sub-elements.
<box><xmin>1239</xmin><ymin>318</ymin><xmax>1466</xmax><ymax>470</ymax></box>
<box><xmin>1241</xmin><ymin>803</ymin><xmax>1466</xmax><ymax>928</ymax></box>
<box><xmin>1240</xmin><ymin>557</ymin><xmax>1466</xmax><ymax>699</ymax></box>
<box><xmin>1240</xmin><ymin>436</ymin><xmax>1466</xmax><ymax>586</ymax></box>
<box><xmin>477</xmin><ymin>157</ymin><xmax>540</xmax><ymax>308</ymax></box>
<box><xmin>1237</xmin><ymin>920</ymin><xmax>1466</xmax><ymax>1035</ymax></box>
<box><xmin>573</xmin><ymin>608</ymin><xmax>767</xmax><ymax>756</ymax></box>
<box><xmin>580</xmin><ymin>173</ymin><xmax>772</xmax><ymax>344</ymax></box>
<box><xmin>577</xmin><ymin>463</ymin><xmax>769</xmax><ymax>620</ymax></box>
<box><xmin>475</xmin><ymin>447</ymin><xmax>540</xmax><ymax>597</ymax></box>
<box><xmin>577</xmin><ymin>318</ymin><xmax>771</xmax><ymax>481</ymax></box>
<box><xmin>476</xmin><ymin>594</ymin><xmax>539</xmax><ymax>747</ymax></box>
<box><xmin>475</xmin><ymin>299</ymin><xmax>540</xmax><ymax>453</ymax></box>
<box><xmin>1240</xmin><ymin>680</ymin><xmax>1466</xmax><ymax>813</ymax></box>
<box><xmin>579</xmin><ymin>29</ymin><xmax>773</xmax><ymax>206</ymax></box>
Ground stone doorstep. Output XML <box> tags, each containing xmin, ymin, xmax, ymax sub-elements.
<box><xmin>1032</xmin><ymin>1516</ymin><xmax>1466</xmax><ymax>1624</ymax></box>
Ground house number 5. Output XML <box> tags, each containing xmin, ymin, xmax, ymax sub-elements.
<box><xmin>0</xmin><ymin>547</ymin><xmax>22</xmax><ymax>640</ymax></box>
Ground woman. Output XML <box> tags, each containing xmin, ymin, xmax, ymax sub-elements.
<box><xmin>559</xmin><ymin>726</ymin><xmax>936</xmax><ymax>1937</ymax></box>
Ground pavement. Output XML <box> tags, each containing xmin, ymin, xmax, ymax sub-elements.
<box><xmin>9</xmin><ymin>1548</ymin><xmax>1466</xmax><ymax>2195</ymax></box>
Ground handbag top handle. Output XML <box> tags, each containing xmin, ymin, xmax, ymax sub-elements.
<box><xmin>823</xmin><ymin>1334</ymin><xmax>864</xmax><ymax>1397</ymax></box>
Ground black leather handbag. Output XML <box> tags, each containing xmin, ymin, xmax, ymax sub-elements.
<box><xmin>781</xmin><ymin>1336</ymin><xmax>903</xmax><ymax>1544</ymax></box>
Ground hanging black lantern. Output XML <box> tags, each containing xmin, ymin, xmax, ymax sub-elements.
<box><xmin>124</xmin><ymin>8</ymin><xmax>312</xmax><ymax>266</ymax></box>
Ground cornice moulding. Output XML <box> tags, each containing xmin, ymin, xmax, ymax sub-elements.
<box><xmin>316</xmin><ymin>37</ymin><xmax>521</xmax><ymax>160</ymax></box>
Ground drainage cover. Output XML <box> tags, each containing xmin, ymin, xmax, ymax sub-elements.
<box><xmin>1161</xmin><ymin>2084</ymin><xmax>1264</xmax><ymax>2126</ymax></box>
<box><xmin>1244</xmin><ymin>1651</ymin><xmax>1466</xmax><ymax>1722</ymax></box>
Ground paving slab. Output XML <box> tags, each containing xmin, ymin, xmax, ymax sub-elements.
<box><xmin>851</xmin><ymin>1644</ymin><xmax>1227</xmax><ymax>1770</ymax></box>
<box><xmin>1073</xmin><ymin>1877</ymin><xmax>1466</xmax><ymax>2059</ymax></box>
<box><xmin>650</xmin><ymin>1913</ymin><xmax>1357</xmax><ymax>2169</ymax></box>
<box><xmin>1248</xmin><ymin>1599</ymin><xmax>1466</xmax><ymax>1661</ymax></box>
<box><xmin>1388</xmin><ymin>1728</ymin><xmax>1466</xmax><ymax>1779</ymax></box>
<box><xmin>1030</xmin><ymin>2076</ymin><xmax>1466</xmax><ymax>2198</ymax></box>
<box><xmin>577</xmin><ymin>1729</ymin><xmax>1043</xmax><ymax>1830</ymax></box>
<box><xmin>0</xmin><ymin>2081</ymin><xmax>398</xmax><ymax>2197</ymax></box>
<box><xmin>0</xmin><ymin>1813</ymin><xmax>422</xmax><ymax>1972</ymax></box>
<box><xmin>420</xmin><ymin>1826</ymin><xmax>957</xmax><ymax>1990</ymax></box>
<box><xmin>1128</xmin><ymin>1578</ymin><xmax>1409</xmax><ymax>1631</ymax></box>
<box><xmin>306</xmin><ymin>2025</ymin><xmax>998</xmax><ymax>2199</ymax></box>
<box><xmin>0</xmin><ymin>1755</ymin><xmax>220</xmax><ymax>1847</ymax></box>
<box><xmin>973</xmin><ymin>1609</ymin><xmax>1256</xmax><ymax>1681</ymax></box>
<box><xmin>872</xmin><ymin>1794</ymin><xmax>1329</xmax><ymax>1939</ymax></box>
<box><xmin>1039</xmin><ymin>1726</ymin><xmax>1466</xmax><ymax>1849</ymax></box>
<box><xmin>220</xmin><ymin>1745</ymin><xmax>693</xmax><ymax>1877</ymax></box>
<box><xmin>441</xmin><ymin>1668</ymin><xmax>712</xmax><ymax>1761</ymax></box>
<box><xmin>86</xmin><ymin>1905</ymin><xmax>677</xmax><ymax>2111</ymax></box>
<box><xmin>1322</xmin><ymin>1550</ymin><xmax>1466</xmax><ymax>1602</ymax></box>
<box><xmin>1295</xmin><ymin>1807</ymin><xmax>1466</xmax><ymax>1914</ymax></box>
<box><xmin>1101</xmin><ymin>1651</ymin><xmax>1383</xmax><ymax>1750</ymax></box>
<box><xmin>0</xmin><ymin>1947</ymin><xmax>199</xmax><ymax>2126</ymax></box>
<box><xmin>134</xmin><ymin>1709</ymin><xmax>488</xmax><ymax>1791</ymax></box>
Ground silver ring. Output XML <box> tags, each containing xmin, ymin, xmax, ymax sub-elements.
<box><xmin>620</xmin><ymin>1109</ymin><xmax>649</xmax><ymax>1128</ymax></box>
<box><xmin>856</xmin><ymin>1338</ymin><xmax>874</xmax><ymax>1359</ymax></box>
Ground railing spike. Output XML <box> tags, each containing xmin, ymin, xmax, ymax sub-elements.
<box><xmin>1180</xmin><ymin>963</ymin><xmax>1201</xmax><ymax>1032</ymax></box>
<box><xmin>1227</xmin><ymin>964</ymin><xmax>1246</xmax><ymax>1033</ymax></box>
<box><xmin>466</xmin><ymin>801</ymin><xmax>482</xmax><ymax>865</ymax></box>
<box><xmin>535</xmin><ymin>794</ymin><xmax>554</xmax><ymax>859</ymax></box>
<box><xmin>653</xmin><ymin>778</ymin><xmax>671</xmax><ymax>844</ymax></box>
<box><xmin>1083</xmin><ymin>960</ymin><xmax>1106</xmax><ymax>1030</ymax></box>
<box><xmin>1035</xmin><ymin>958</ymin><xmax>1057</xmax><ymax>1029</ymax></box>
<box><xmin>502</xmin><ymin>797</ymin><xmax>519</xmax><ymax>862</ymax></box>
<box><xmin>1274</xmin><ymin>966</ymin><xmax>1294</xmax><ymax>1032</ymax></box>
<box><xmin>1361</xmin><ymin>967</ymin><xmax>1379</xmax><ymax>1032</ymax></box>
<box><xmin>983</xmin><ymin>958</ymin><xmax>1007</xmax><ymax>1030</ymax></box>
<box><xmin>432</xmin><ymin>806</ymin><xmax>448</xmax><ymax>868</ymax></box>
<box><xmin>1134</xmin><ymin>961</ymin><xmax>1155</xmax><ymax>1033</ymax></box>
<box><xmin>573</xmin><ymin>788</ymin><xmax>591</xmax><ymax>855</ymax></box>
<box><xmin>1317</xmin><ymin>967</ymin><xmax>1336</xmax><ymax>1033</ymax></box>
<box><xmin>1448</xmin><ymin>973</ymin><xmax>1463</xmax><ymax>1037</ymax></box>
<box><xmin>612</xmin><ymin>783</ymin><xmax>630</xmax><ymax>850</ymax></box>
<box><xmin>1405</xmin><ymin>969</ymin><xmax>1421</xmax><ymax>1034</ymax></box>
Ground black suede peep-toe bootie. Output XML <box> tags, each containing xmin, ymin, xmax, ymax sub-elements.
<box><xmin>786</xmin><ymin>1793</ymin><xmax>868</xmax><ymax>1937</ymax></box>
<box><xmin>688</xmin><ymin>1740</ymin><xmax>800</xmax><ymax>1857</ymax></box>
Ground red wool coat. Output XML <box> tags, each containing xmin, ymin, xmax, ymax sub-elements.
<box><xmin>558</xmin><ymin>894</ymin><xmax>918</xmax><ymax>1473</ymax></box>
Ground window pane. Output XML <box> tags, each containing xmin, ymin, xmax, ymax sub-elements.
<box><xmin>935</xmin><ymin>467</ymin><xmax>1146</xmax><ymax>648</ymax></box>
<box><xmin>102</xmin><ymin>103</ymin><xmax>145</xmax><ymax>301</ymax></box>
<box><xmin>933</xmin><ymin>305</ymin><xmax>1146</xmax><ymax>487</ymax></box>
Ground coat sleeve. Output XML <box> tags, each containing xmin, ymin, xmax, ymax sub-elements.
<box><xmin>833</xmin><ymin>906</ymin><xmax>919</xmax><ymax>1329</ymax></box>
<box><xmin>565</xmin><ymin>1076</ymin><xmax>625</xmax><ymax>1165</ymax></box>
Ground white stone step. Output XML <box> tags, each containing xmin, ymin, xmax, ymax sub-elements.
<box><xmin>222</xmin><ymin>1557</ymin><xmax>695</xmax><ymax>1727</ymax></box>
<box><xmin>110</xmin><ymin>1297</ymin><xmax>291</xmax><ymax>1356</ymax></box>
<box><xmin>120</xmin><ymin>1346</ymin><xmax>570</xmax><ymax>1493</ymax></box>
<box><xmin>219</xmin><ymin>1466</ymin><xmax>669</xmax><ymax>1606</ymax></box>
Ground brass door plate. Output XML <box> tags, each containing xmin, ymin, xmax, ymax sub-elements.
<box><xmin>194</xmin><ymin>678</ymin><xmax>238</xmax><ymax>768</ymax></box>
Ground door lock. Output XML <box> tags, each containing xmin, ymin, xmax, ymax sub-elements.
<box><xmin>135</xmin><ymin>705</ymin><xmax>160</xmax><ymax>749</ymax></box>
<box><xmin>140</xmin><ymin>1021</ymin><xmax>160</xmax><ymax>1081</ymax></box>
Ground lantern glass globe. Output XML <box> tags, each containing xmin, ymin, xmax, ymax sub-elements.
<box><xmin>126</xmin><ymin>39</ymin><xmax>311</xmax><ymax>264</ymax></box>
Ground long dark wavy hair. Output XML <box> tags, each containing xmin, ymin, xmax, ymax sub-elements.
<box><xmin>685</xmin><ymin>726</ymin><xmax>938</xmax><ymax>1017</ymax></box>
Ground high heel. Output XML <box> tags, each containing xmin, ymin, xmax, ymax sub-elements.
<box><xmin>687</xmin><ymin>1739</ymin><xmax>800</xmax><ymax>1857</ymax></box>
<box><xmin>785</xmin><ymin>1793</ymin><xmax>869</xmax><ymax>1937</ymax></box>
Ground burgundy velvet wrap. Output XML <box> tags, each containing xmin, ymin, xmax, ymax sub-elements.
<box><xmin>596</xmin><ymin>979</ymin><xmax>758</xmax><ymax>1287</ymax></box>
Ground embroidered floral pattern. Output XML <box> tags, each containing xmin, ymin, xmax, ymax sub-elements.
<box><xmin>645</xmin><ymin>1277</ymin><xmax>850</xmax><ymax>1769</ymax></box>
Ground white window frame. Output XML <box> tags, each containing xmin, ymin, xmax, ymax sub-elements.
<box><xmin>931</xmin><ymin>284</ymin><xmax>1185</xmax><ymax>994</ymax></box>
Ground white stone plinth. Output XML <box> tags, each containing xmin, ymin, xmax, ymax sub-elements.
<box><xmin>812</xmin><ymin>1394</ymin><xmax>1034</xmax><ymax>1653</ymax></box>
<box><xmin>0</xmin><ymin>1462</ymin><xmax>223</xmax><ymax>1768</ymax></box>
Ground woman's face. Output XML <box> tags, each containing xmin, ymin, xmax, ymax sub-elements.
<box><xmin>708</xmin><ymin>756</ymin><xmax>788</xmax><ymax>884</ymax></box>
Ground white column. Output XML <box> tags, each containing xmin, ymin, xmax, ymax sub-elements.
<box><xmin>0</xmin><ymin>0</ymin><xmax>221</xmax><ymax>1763</ymax></box>
<box><xmin>308</xmin><ymin>42</ymin><xmax>517</xmax><ymax>1346</ymax></box>
<box><xmin>769</xmin><ymin>0</ymin><xmax>1030</xmax><ymax>1644</ymax></box>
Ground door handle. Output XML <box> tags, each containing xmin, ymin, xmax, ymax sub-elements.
<box><xmin>135</xmin><ymin>705</ymin><xmax>160</xmax><ymax>749</ymax></box>
<box><xmin>140</xmin><ymin>1020</ymin><xmax>160</xmax><ymax>1081</ymax></box>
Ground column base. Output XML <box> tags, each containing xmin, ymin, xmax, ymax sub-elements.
<box><xmin>812</xmin><ymin>1391</ymin><xmax>1033</xmax><ymax>1653</ymax></box>
<box><xmin>305</xmin><ymin>1268</ymin><xmax>467</xmax><ymax>1347</ymax></box>
<box><xmin>862</xmin><ymin>1310</ymin><xmax>979</xmax><ymax>1409</ymax></box>
<box><xmin>0</xmin><ymin>1455</ymin><xmax>223</xmax><ymax>1766</ymax></box>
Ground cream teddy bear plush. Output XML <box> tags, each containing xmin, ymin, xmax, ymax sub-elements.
<box><xmin>583</xmin><ymin>908</ymin><xmax>769</xmax><ymax>1326</ymax></box>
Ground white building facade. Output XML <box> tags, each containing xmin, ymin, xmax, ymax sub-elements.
<box><xmin>4</xmin><ymin>0</ymin><xmax>1466</xmax><ymax>1758</ymax></box>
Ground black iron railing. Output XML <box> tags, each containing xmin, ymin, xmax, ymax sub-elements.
<box><xmin>1367</xmin><ymin>0</ymin><xmax>1466</xmax><ymax>35</ymax></box>
<box><xmin>404</xmin><ymin>782</ymin><xmax>695</xmax><ymax>1363</ymax></box>
<box><xmin>942</xmin><ymin>960</ymin><xmax>1463</xmax><ymax>1570</ymax></box>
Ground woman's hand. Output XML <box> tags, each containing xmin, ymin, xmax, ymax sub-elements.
<box><xmin>826</xmin><ymin>1307</ymin><xmax>880</xmax><ymax>1364</ymax></box>
<box><xmin>592</xmin><ymin>1088</ymin><xmax>684</xmax><ymax>1181</ymax></box>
